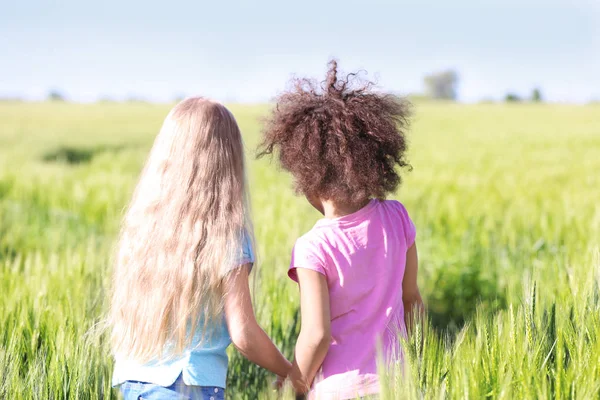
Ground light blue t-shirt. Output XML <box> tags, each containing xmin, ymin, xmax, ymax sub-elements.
<box><xmin>112</xmin><ymin>235</ymin><xmax>254</xmax><ymax>388</ymax></box>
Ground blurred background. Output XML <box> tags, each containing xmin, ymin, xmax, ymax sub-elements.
<box><xmin>1</xmin><ymin>1</ymin><xmax>600</xmax><ymax>399</ymax></box>
<box><xmin>2</xmin><ymin>0</ymin><xmax>599</xmax><ymax>104</ymax></box>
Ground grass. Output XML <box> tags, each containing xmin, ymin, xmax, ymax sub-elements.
<box><xmin>1</xmin><ymin>101</ymin><xmax>599</xmax><ymax>399</ymax></box>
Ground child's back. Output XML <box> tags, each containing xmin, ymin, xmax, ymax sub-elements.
<box><xmin>290</xmin><ymin>199</ymin><xmax>416</xmax><ymax>397</ymax></box>
<box><xmin>110</xmin><ymin>98</ymin><xmax>291</xmax><ymax>399</ymax></box>
<box><xmin>259</xmin><ymin>60</ymin><xmax>422</xmax><ymax>399</ymax></box>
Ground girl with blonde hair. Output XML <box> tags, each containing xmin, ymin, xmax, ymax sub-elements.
<box><xmin>110</xmin><ymin>97</ymin><xmax>291</xmax><ymax>399</ymax></box>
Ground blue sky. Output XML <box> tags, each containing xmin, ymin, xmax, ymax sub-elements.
<box><xmin>1</xmin><ymin>0</ymin><xmax>599</xmax><ymax>103</ymax></box>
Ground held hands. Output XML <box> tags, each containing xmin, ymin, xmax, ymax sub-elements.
<box><xmin>272</xmin><ymin>373</ymin><xmax>308</xmax><ymax>400</ymax></box>
<box><xmin>272</xmin><ymin>374</ymin><xmax>286</xmax><ymax>390</ymax></box>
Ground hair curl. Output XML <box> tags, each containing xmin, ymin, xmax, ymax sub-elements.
<box><xmin>258</xmin><ymin>60</ymin><xmax>412</xmax><ymax>205</ymax></box>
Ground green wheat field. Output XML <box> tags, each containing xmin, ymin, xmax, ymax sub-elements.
<box><xmin>1</xmin><ymin>101</ymin><xmax>599</xmax><ymax>399</ymax></box>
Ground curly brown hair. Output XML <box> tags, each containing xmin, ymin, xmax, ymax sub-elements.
<box><xmin>258</xmin><ymin>60</ymin><xmax>412</xmax><ymax>205</ymax></box>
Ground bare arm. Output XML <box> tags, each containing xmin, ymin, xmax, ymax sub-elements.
<box><xmin>289</xmin><ymin>268</ymin><xmax>331</xmax><ymax>395</ymax></box>
<box><xmin>223</xmin><ymin>265</ymin><xmax>292</xmax><ymax>377</ymax></box>
<box><xmin>402</xmin><ymin>243</ymin><xmax>424</xmax><ymax>334</ymax></box>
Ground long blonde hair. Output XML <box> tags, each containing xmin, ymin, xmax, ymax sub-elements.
<box><xmin>110</xmin><ymin>97</ymin><xmax>253</xmax><ymax>361</ymax></box>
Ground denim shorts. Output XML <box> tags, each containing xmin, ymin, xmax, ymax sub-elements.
<box><xmin>119</xmin><ymin>374</ymin><xmax>224</xmax><ymax>400</ymax></box>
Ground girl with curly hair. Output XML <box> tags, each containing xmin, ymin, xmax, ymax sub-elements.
<box><xmin>260</xmin><ymin>61</ymin><xmax>423</xmax><ymax>399</ymax></box>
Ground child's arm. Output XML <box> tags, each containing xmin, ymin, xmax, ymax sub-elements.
<box><xmin>402</xmin><ymin>243</ymin><xmax>424</xmax><ymax>333</ymax></box>
<box><xmin>223</xmin><ymin>265</ymin><xmax>292</xmax><ymax>378</ymax></box>
<box><xmin>289</xmin><ymin>268</ymin><xmax>331</xmax><ymax>395</ymax></box>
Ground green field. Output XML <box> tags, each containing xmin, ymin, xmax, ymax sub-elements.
<box><xmin>1</xmin><ymin>101</ymin><xmax>599</xmax><ymax>399</ymax></box>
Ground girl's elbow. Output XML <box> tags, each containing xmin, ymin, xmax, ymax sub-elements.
<box><xmin>230</xmin><ymin>332</ymin><xmax>247</xmax><ymax>351</ymax></box>
<box><xmin>320</xmin><ymin>329</ymin><xmax>332</xmax><ymax>344</ymax></box>
<box><xmin>229</xmin><ymin>324</ymin><xmax>254</xmax><ymax>351</ymax></box>
<box><xmin>320</xmin><ymin>332</ymin><xmax>332</xmax><ymax>351</ymax></box>
<box><xmin>306</xmin><ymin>327</ymin><xmax>331</xmax><ymax>349</ymax></box>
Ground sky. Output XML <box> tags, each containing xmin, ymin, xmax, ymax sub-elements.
<box><xmin>1</xmin><ymin>0</ymin><xmax>599</xmax><ymax>103</ymax></box>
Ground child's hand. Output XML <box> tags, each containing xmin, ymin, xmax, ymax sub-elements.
<box><xmin>273</xmin><ymin>374</ymin><xmax>286</xmax><ymax>390</ymax></box>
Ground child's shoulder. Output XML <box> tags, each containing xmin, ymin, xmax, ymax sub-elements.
<box><xmin>379</xmin><ymin>199</ymin><xmax>416</xmax><ymax>245</ymax></box>
<box><xmin>291</xmin><ymin>224</ymin><xmax>335</xmax><ymax>258</ymax></box>
<box><xmin>289</xmin><ymin>229</ymin><xmax>330</xmax><ymax>275</ymax></box>
<box><xmin>295</xmin><ymin>227</ymin><xmax>326</xmax><ymax>247</ymax></box>
<box><xmin>377</xmin><ymin>198</ymin><xmax>411</xmax><ymax>216</ymax></box>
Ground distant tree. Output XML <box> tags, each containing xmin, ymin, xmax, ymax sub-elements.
<box><xmin>97</xmin><ymin>96</ymin><xmax>116</xmax><ymax>103</ymax></box>
<box><xmin>424</xmin><ymin>70</ymin><xmax>459</xmax><ymax>100</ymax></box>
<box><xmin>531</xmin><ymin>88</ymin><xmax>543</xmax><ymax>103</ymax></box>
<box><xmin>406</xmin><ymin>93</ymin><xmax>430</xmax><ymax>102</ymax></box>
<box><xmin>48</xmin><ymin>90</ymin><xmax>65</xmax><ymax>102</ymax></box>
<box><xmin>174</xmin><ymin>94</ymin><xmax>186</xmax><ymax>103</ymax></box>
<box><xmin>0</xmin><ymin>96</ymin><xmax>24</xmax><ymax>103</ymax></box>
<box><xmin>126</xmin><ymin>96</ymin><xmax>146</xmax><ymax>103</ymax></box>
<box><xmin>505</xmin><ymin>93</ymin><xmax>521</xmax><ymax>103</ymax></box>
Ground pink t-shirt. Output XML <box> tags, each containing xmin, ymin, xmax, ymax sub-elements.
<box><xmin>289</xmin><ymin>199</ymin><xmax>416</xmax><ymax>399</ymax></box>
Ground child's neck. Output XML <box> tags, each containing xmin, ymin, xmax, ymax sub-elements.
<box><xmin>321</xmin><ymin>199</ymin><xmax>371</xmax><ymax>219</ymax></box>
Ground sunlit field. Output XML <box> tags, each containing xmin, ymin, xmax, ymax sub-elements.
<box><xmin>1</xmin><ymin>101</ymin><xmax>599</xmax><ymax>399</ymax></box>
